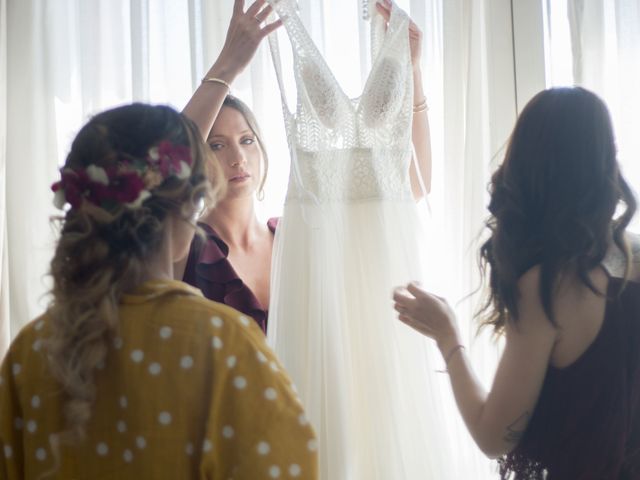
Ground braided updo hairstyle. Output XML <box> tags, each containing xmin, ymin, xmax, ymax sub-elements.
<box><xmin>45</xmin><ymin>103</ymin><xmax>222</xmax><ymax>443</ymax></box>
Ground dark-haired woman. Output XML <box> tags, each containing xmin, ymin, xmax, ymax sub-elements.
<box><xmin>394</xmin><ymin>87</ymin><xmax>640</xmax><ymax>479</ymax></box>
<box><xmin>0</xmin><ymin>103</ymin><xmax>317</xmax><ymax>479</ymax></box>
<box><xmin>179</xmin><ymin>0</ymin><xmax>433</xmax><ymax>333</ymax></box>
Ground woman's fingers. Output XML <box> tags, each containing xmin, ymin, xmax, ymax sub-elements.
<box><xmin>261</xmin><ymin>18</ymin><xmax>283</xmax><ymax>36</ymax></box>
<box><xmin>254</xmin><ymin>3</ymin><xmax>273</xmax><ymax>23</ymax></box>
<box><xmin>392</xmin><ymin>286</ymin><xmax>414</xmax><ymax>303</ymax></box>
<box><xmin>246</xmin><ymin>0</ymin><xmax>267</xmax><ymax>17</ymax></box>
<box><xmin>393</xmin><ymin>301</ymin><xmax>410</xmax><ymax>314</ymax></box>
<box><xmin>233</xmin><ymin>0</ymin><xmax>245</xmax><ymax>16</ymax></box>
<box><xmin>406</xmin><ymin>281</ymin><xmax>429</xmax><ymax>299</ymax></box>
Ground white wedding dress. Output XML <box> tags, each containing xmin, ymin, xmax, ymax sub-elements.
<box><xmin>266</xmin><ymin>2</ymin><xmax>490</xmax><ymax>478</ymax></box>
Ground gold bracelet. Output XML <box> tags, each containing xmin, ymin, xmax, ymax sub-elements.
<box><xmin>413</xmin><ymin>99</ymin><xmax>429</xmax><ymax>113</ymax></box>
<box><xmin>201</xmin><ymin>77</ymin><xmax>231</xmax><ymax>91</ymax></box>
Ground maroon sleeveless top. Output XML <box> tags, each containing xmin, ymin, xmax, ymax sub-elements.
<box><xmin>182</xmin><ymin>219</ymin><xmax>278</xmax><ymax>334</ymax></box>
<box><xmin>498</xmin><ymin>277</ymin><xmax>640</xmax><ymax>479</ymax></box>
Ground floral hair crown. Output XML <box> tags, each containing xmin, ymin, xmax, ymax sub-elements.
<box><xmin>51</xmin><ymin>141</ymin><xmax>194</xmax><ymax>211</ymax></box>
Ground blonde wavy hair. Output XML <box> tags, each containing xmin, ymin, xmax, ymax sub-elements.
<box><xmin>44</xmin><ymin>103</ymin><xmax>223</xmax><ymax>446</ymax></box>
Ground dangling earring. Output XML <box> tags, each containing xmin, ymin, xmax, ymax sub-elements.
<box><xmin>256</xmin><ymin>188</ymin><xmax>265</xmax><ymax>202</ymax></box>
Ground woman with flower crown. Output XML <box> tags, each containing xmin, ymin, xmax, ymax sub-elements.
<box><xmin>0</xmin><ymin>103</ymin><xmax>317</xmax><ymax>479</ymax></box>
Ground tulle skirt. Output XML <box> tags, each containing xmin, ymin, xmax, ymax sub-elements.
<box><xmin>268</xmin><ymin>199</ymin><xmax>495</xmax><ymax>479</ymax></box>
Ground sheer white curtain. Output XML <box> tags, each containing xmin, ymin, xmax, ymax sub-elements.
<box><xmin>567</xmin><ymin>0</ymin><xmax>640</xmax><ymax>230</ymax></box>
<box><xmin>2</xmin><ymin>0</ymin><xmax>212</xmax><ymax>359</ymax></box>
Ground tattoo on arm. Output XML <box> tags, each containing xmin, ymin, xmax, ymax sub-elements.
<box><xmin>503</xmin><ymin>411</ymin><xmax>531</xmax><ymax>444</ymax></box>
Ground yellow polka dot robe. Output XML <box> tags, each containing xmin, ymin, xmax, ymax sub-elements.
<box><xmin>0</xmin><ymin>280</ymin><xmax>318</xmax><ymax>479</ymax></box>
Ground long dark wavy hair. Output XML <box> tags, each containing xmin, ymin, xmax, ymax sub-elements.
<box><xmin>479</xmin><ymin>87</ymin><xmax>637</xmax><ymax>333</ymax></box>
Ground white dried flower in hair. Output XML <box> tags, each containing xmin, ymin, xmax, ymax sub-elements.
<box><xmin>125</xmin><ymin>190</ymin><xmax>151</xmax><ymax>209</ymax></box>
<box><xmin>53</xmin><ymin>189</ymin><xmax>66</xmax><ymax>210</ymax></box>
<box><xmin>86</xmin><ymin>165</ymin><xmax>109</xmax><ymax>186</ymax></box>
<box><xmin>177</xmin><ymin>161</ymin><xmax>191</xmax><ymax>180</ymax></box>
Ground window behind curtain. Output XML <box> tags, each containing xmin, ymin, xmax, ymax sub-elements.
<box><xmin>543</xmin><ymin>0</ymin><xmax>640</xmax><ymax>232</ymax></box>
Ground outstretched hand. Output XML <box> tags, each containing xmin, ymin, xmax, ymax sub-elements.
<box><xmin>393</xmin><ymin>283</ymin><xmax>460</xmax><ymax>350</ymax></box>
<box><xmin>210</xmin><ymin>0</ymin><xmax>283</xmax><ymax>82</ymax></box>
<box><xmin>375</xmin><ymin>0</ymin><xmax>423</xmax><ymax>69</ymax></box>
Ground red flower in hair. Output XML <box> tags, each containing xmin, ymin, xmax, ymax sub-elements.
<box><xmin>150</xmin><ymin>141</ymin><xmax>193</xmax><ymax>178</ymax></box>
<box><xmin>51</xmin><ymin>140</ymin><xmax>193</xmax><ymax>211</ymax></box>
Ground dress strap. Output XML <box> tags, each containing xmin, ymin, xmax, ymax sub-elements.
<box><xmin>265</xmin><ymin>1</ymin><xmax>295</xmax><ymax>122</ymax></box>
<box><xmin>266</xmin><ymin>0</ymin><xmax>321</xmax><ymax>211</ymax></box>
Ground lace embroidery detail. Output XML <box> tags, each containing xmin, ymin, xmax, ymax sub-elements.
<box><xmin>287</xmin><ymin>148</ymin><xmax>413</xmax><ymax>203</ymax></box>
<box><xmin>268</xmin><ymin>0</ymin><xmax>414</xmax><ymax>203</ymax></box>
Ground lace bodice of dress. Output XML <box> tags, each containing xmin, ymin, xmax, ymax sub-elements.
<box><xmin>268</xmin><ymin>0</ymin><xmax>414</xmax><ymax>203</ymax></box>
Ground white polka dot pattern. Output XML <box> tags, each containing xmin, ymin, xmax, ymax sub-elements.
<box><xmin>233</xmin><ymin>376</ymin><xmax>247</xmax><ymax>389</ymax></box>
<box><xmin>148</xmin><ymin>362</ymin><xmax>162</xmax><ymax>376</ymax></box>
<box><xmin>180</xmin><ymin>356</ymin><xmax>194</xmax><ymax>369</ymax></box>
<box><xmin>159</xmin><ymin>326</ymin><xmax>173</xmax><ymax>339</ymax></box>
<box><xmin>265</xmin><ymin>388</ymin><xmax>277</xmax><ymax>400</ymax></box>
<box><xmin>289</xmin><ymin>464</ymin><xmax>302</xmax><ymax>477</ymax></box>
<box><xmin>35</xmin><ymin>448</ymin><xmax>47</xmax><ymax>461</ymax></box>
<box><xmin>26</xmin><ymin>420</ymin><xmax>37</xmax><ymax>434</ymax></box>
<box><xmin>257</xmin><ymin>441</ymin><xmax>270</xmax><ymax>455</ymax></box>
<box><xmin>0</xmin><ymin>289</ymin><xmax>319</xmax><ymax>479</ymax></box>
<box><xmin>226</xmin><ymin>355</ymin><xmax>237</xmax><ymax>368</ymax></box>
<box><xmin>185</xmin><ymin>442</ymin><xmax>194</xmax><ymax>456</ymax></box>
<box><xmin>123</xmin><ymin>449</ymin><xmax>133</xmax><ymax>463</ymax></box>
<box><xmin>130</xmin><ymin>350</ymin><xmax>144</xmax><ymax>363</ymax></box>
<box><xmin>211</xmin><ymin>316</ymin><xmax>223</xmax><ymax>328</ymax></box>
<box><xmin>96</xmin><ymin>442</ymin><xmax>109</xmax><ymax>456</ymax></box>
<box><xmin>158</xmin><ymin>412</ymin><xmax>172</xmax><ymax>425</ymax></box>
<box><xmin>117</xmin><ymin>420</ymin><xmax>127</xmax><ymax>433</ymax></box>
<box><xmin>269</xmin><ymin>465</ymin><xmax>281</xmax><ymax>478</ymax></box>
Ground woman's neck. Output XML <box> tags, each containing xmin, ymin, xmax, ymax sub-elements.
<box><xmin>201</xmin><ymin>196</ymin><xmax>262</xmax><ymax>249</ymax></box>
<box><xmin>122</xmin><ymin>248</ymin><xmax>174</xmax><ymax>293</ymax></box>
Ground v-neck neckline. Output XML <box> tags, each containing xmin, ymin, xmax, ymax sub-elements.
<box><xmin>289</xmin><ymin>5</ymin><xmax>404</xmax><ymax>111</ymax></box>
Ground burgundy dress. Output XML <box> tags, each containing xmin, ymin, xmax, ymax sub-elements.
<box><xmin>499</xmin><ymin>277</ymin><xmax>640</xmax><ymax>479</ymax></box>
<box><xmin>182</xmin><ymin>219</ymin><xmax>278</xmax><ymax>334</ymax></box>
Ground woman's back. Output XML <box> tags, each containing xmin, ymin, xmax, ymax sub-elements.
<box><xmin>499</xmin><ymin>234</ymin><xmax>640</xmax><ymax>479</ymax></box>
<box><xmin>0</xmin><ymin>280</ymin><xmax>317</xmax><ymax>479</ymax></box>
